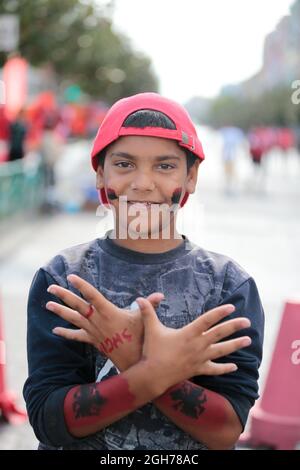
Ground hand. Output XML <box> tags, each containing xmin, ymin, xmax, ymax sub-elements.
<box><xmin>46</xmin><ymin>274</ymin><xmax>164</xmax><ymax>371</ymax></box>
<box><xmin>136</xmin><ymin>297</ymin><xmax>252</xmax><ymax>396</ymax></box>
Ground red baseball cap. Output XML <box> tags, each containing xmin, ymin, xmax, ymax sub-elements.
<box><xmin>91</xmin><ymin>92</ymin><xmax>205</xmax><ymax>207</ymax></box>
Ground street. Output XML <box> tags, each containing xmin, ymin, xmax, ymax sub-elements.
<box><xmin>0</xmin><ymin>135</ymin><xmax>299</xmax><ymax>449</ymax></box>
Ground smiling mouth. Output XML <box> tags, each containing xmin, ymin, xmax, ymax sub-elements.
<box><xmin>126</xmin><ymin>201</ymin><xmax>162</xmax><ymax>206</ymax></box>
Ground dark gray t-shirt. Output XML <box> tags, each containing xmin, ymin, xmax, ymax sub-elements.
<box><xmin>24</xmin><ymin>231</ymin><xmax>264</xmax><ymax>450</ymax></box>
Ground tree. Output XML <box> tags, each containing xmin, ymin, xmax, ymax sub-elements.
<box><xmin>207</xmin><ymin>86</ymin><xmax>300</xmax><ymax>130</ymax></box>
<box><xmin>0</xmin><ymin>0</ymin><xmax>158</xmax><ymax>102</ymax></box>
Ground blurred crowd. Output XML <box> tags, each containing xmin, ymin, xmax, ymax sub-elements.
<box><xmin>0</xmin><ymin>93</ymin><xmax>108</xmax><ymax>164</ymax></box>
<box><xmin>220</xmin><ymin>125</ymin><xmax>300</xmax><ymax>195</ymax></box>
<box><xmin>0</xmin><ymin>93</ymin><xmax>108</xmax><ymax>213</ymax></box>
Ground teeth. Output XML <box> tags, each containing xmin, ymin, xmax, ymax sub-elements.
<box><xmin>128</xmin><ymin>202</ymin><xmax>157</xmax><ymax>205</ymax></box>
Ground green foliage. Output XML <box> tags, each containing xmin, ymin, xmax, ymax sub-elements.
<box><xmin>0</xmin><ymin>0</ymin><xmax>158</xmax><ymax>102</ymax></box>
<box><xmin>207</xmin><ymin>86</ymin><xmax>300</xmax><ymax>130</ymax></box>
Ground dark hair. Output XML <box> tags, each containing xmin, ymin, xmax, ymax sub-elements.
<box><xmin>97</xmin><ymin>109</ymin><xmax>197</xmax><ymax>171</ymax></box>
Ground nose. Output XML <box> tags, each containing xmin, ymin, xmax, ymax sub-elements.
<box><xmin>130</xmin><ymin>171</ymin><xmax>156</xmax><ymax>192</ymax></box>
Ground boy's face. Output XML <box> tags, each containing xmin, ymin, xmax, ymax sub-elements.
<box><xmin>96</xmin><ymin>135</ymin><xmax>200</xmax><ymax>239</ymax></box>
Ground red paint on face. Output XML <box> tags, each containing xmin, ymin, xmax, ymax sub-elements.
<box><xmin>171</xmin><ymin>187</ymin><xmax>182</xmax><ymax>205</ymax></box>
<box><xmin>106</xmin><ymin>187</ymin><xmax>118</xmax><ymax>200</ymax></box>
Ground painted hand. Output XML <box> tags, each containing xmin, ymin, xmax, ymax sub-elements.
<box><xmin>46</xmin><ymin>274</ymin><xmax>164</xmax><ymax>371</ymax></box>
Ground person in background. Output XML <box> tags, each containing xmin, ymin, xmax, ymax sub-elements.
<box><xmin>220</xmin><ymin>126</ymin><xmax>245</xmax><ymax>196</ymax></box>
<box><xmin>0</xmin><ymin>107</ymin><xmax>10</xmax><ymax>163</ymax></box>
<box><xmin>39</xmin><ymin>109</ymin><xmax>62</xmax><ymax>211</ymax></box>
<box><xmin>8</xmin><ymin>108</ymin><xmax>27</xmax><ymax>162</ymax></box>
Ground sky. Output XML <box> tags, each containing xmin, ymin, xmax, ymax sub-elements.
<box><xmin>112</xmin><ymin>0</ymin><xmax>294</xmax><ymax>103</ymax></box>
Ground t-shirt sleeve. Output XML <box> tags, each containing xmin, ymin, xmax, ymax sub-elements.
<box><xmin>23</xmin><ymin>268</ymin><xmax>95</xmax><ymax>447</ymax></box>
<box><xmin>193</xmin><ymin>277</ymin><xmax>265</xmax><ymax>429</ymax></box>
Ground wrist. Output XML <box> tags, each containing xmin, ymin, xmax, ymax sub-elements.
<box><xmin>137</xmin><ymin>357</ymin><xmax>171</xmax><ymax>397</ymax></box>
<box><xmin>121</xmin><ymin>359</ymin><xmax>166</xmax><ymax>404</ymax></box>
<box><xmin>107</xmin><ymin>343</ymin><xmax>143</xmax><ymax>372</ymax></box>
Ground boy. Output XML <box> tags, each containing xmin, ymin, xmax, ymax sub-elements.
<box><xmin>23</xmin><ymin>93</ymin><xmax>264</xmax><ymax>450</ymax></box>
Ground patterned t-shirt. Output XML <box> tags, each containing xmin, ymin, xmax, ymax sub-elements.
<box><xmin>24</xmin><ymin>231</ymin><xmax>264</xmax><ymax>450</ymax></box>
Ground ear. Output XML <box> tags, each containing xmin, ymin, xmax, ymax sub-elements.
<box><xmin>96</xmin><ymin>165</ymin><xmax>104</xmax><ymax>190</ymax></box>
<box><xmin>185</xmin><ymin>159</ymin><xmax>200</xmax><ymax>194</ymax></box>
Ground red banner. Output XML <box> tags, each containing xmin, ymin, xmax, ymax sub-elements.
<box><xmin>3</xmin><ymin>56</ymin><xmax>28</xmax><ymax>119</ymax></box>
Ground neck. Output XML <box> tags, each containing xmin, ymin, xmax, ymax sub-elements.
<box><xmin>111</xmin><ymin>216</ymin><xmax>183</xmax><ymax>254</ymax></box>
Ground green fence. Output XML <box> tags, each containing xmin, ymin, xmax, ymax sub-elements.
<box><xmin>0</xmin><ymin>158</ymin><xmax>45</xmax><ymax>220</ymax></box>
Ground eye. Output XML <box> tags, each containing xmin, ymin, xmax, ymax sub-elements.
<box><xmin>158</xmin><ymin>163</ymin><xmax>176</xmax><ymax>170</ymax></box>
<box><xmin>114</xmin><ymin>161</ymin><xmax>134</xmax><ymax>168</ymax></box>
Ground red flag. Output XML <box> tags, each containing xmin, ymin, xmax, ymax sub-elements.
<box><xmin>3</xmin><ymin>56</ymin><xmax>28</xmax><ymax>119</ymax></box>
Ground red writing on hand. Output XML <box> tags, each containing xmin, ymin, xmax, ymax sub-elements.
<box><xmin>99</xmin><ymin>328</ymin><xmax>133</xmax><ymax>355</ymax></box>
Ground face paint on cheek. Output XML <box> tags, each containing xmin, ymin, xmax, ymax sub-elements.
<box><xmin>106</xmin><ymin>187</ymin><xmax>118</xmax><ymax>200</ymax></box>
<box><xmin>171</xmin><ymin>187</ymin><xmax>183</xmax><ymax>205</ymax></box>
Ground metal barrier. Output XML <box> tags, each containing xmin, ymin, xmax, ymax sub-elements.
<box><xmin>0</xmin><ymin>157</ymin><xmax>45</xmax><ymax>220</ymax></box>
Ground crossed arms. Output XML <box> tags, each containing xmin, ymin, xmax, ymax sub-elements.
<box><xmin>45</xmin><ymin>274</ymin><xmax>252</xmax><ymax>449</ymax></box>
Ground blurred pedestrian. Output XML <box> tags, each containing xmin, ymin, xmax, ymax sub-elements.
<box><xmin>8</xmin><ymin>108</ymin><xmax>27</xmax><ymax>162</ymax></box>
<box><xmin>39</xmin><ymin>109</ymin><xmax>62</xmax><ymax>211</ymax></box>
<box><xmin>247</xmin><ymin>127</ymin><xmax>268</xmax><ymax>193</ymax></box>
<box><xmin>0</xmin><ymin>107</ymin><xmax>10</xmax><ymax>163</ymax></box>
<box><xmin>276</xmin><ymin>128</ymin><xmax>295</xmax><ymax>155</ymax></box>
<box><xmin>293</xmin><ymin>126</ymin><xmax>300</xmax><ymax>158</ymax></box>
<box><xmin>220</xmin><ymin>126</ymin><xmax>244</xmax><ymax>195</ymax></box>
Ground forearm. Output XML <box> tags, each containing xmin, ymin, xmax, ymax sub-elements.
<box><xmin>64</xmin><ymin>360</ymin><xmax>160</xmax><ymax>438</ymax></box>
<box><xmin>154</xmin><ymin>380</ymin><xmax>242</xmax><ymax>450</ymax></box>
